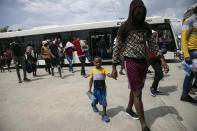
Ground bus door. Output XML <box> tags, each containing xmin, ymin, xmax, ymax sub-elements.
<box><xmin>89</xmin><ymin>30</ymin><xmax>112</xmax><ymax>61</ymax></box>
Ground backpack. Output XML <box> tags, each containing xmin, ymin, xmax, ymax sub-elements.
<box><xmin>12</xmin><ymin>43</ymin><xmax>24</xmax><ymax>56</ymax></box>
<box><xmin>25</xmin><ymin>59</ymin><xmax>33</xmax><ymax>73</ymax></box>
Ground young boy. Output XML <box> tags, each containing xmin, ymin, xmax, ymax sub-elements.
<box><xmin>88</xmin><ymin>56</ymin><xmax>112</xmax><ymax>122</ymax></box>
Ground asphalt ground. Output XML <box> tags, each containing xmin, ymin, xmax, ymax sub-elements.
<box><xmin>0</xmin><ymin>63</ymin><xmax>196</xmax><ymax>131</ymax></box>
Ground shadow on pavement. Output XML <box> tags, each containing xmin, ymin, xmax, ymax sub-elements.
<box><xmin>163</xmin><ymin>74</ymin><xmax>170</xmax><ymax>77</ymax></box>
<box><xmin>30</xmin><ymin>78</ymin><xmax>44</xmax><ymax>82</ymax></box>
<box><xmin>157</xmin><ymin>86</ymin><xmax>177</xmax><ymax>96</ymax></box>
<box><xmin>97</xmin><ymin>106</ymin><xmax>125</xmax><ymax>118</ymax></box>
<box><xmin>72</xmin><ymin>70</ymin><xmax>81</xmax><ymax>73</ymax></box>
<box><xmin>62</xmin><ymin>74</ymin><xmax>75</xmax><ymax>79</ymax></box>
<box><xmin>146</xmin><ymin>74</ymin><xmax>171</xmax><ymax>81</ymax></box>
<box><xmin>61</xmin><ymin>68</ymin><xmax>69</xmax><ymax>71</ymax></box>
<box><xmin>107</xmin><ymin>106</ymin><xmax>125</xmax><ymax>118</ymax></box>
<box><xmin>36</xmin><ymin>74</ymin><xmax>50</xmax><ymax>77</ymax></box>
<box><xmin>53</xmin><ymin>74</ymin><xmax>74</xmax><ymax>79</ymax></box>
<box><xmin>145</xmin><ymin>106</ymin><xmax>183</xmax><ymax>127</ymax></box>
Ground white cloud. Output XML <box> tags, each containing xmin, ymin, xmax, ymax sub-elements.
<box><xmin>12</xmin><ymin>0</ymin><xmax>196</xmax><ymax>31</ymax></box>
<box><xmin>15</xmin><ymin>0</ymin><xmax>129</xmax><ymax>29</ymax></box>
<box><xmin>163</xmin><ymin>8</ymin><xmax>176</xmax><ymax>18</ymax></box>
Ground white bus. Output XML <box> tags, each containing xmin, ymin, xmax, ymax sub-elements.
<box><xmin>0</xmin><ymin>17</ymin><xmax>181</xmax><ymax>65</ymax></box>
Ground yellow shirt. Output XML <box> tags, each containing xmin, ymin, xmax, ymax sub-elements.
<box><xmin>182</xmin><ymin>14</ymin><xmax>197</xmax><ymax>58</ymax></box>
<box><xmin>42</xmin><ymin>46</ymin><xmax>50</xmax><ymax>59</ymax></box>
<box><xmin>90</xmin><ymin>67</ymin><xmax>110</xmax><ymax>88</ymax></box>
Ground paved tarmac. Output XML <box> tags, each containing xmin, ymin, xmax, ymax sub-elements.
<box><xmin>0</xmin><ymin>63</ymin><xmax>197</xmax><ymax>131</ymax></box>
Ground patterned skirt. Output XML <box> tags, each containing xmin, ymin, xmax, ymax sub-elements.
<box><xmin>125</xmin><ymin>59</ymin><xmax>148</xmax><ymax>91</ymax></box>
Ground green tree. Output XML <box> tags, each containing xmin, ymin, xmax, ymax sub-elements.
<box><xmin>0</xmin><ymin>26</ymin><xmax>9</xmax><ymax>32</ymax></box>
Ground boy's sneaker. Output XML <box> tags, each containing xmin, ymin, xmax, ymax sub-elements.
<box><xmin>150</xmin><ymin>88</ymin><xmax>156</xmax><ymax>97</ymax></box>
<box><xmin>91</xmin><ymin>103</ymin><xmax>98</xmax><ymax>112</ymax></box>
<box><xmin>102</xmin><ymin>115</ymin><xmax>110</xmax><ymax>122</ymax></box>
<box><xmin>125</xmin><ymin>109</ymin><xmax>139</xmax><ymax>120</ymax></box>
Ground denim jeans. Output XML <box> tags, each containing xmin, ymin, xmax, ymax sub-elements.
<box><xmin>84</xmin><ymin>51</ymin><xmax>91</xmax><ymax>62</ymax></box>
<box><xmin>182</xmin><ymin>50</ymin><xmax>197</xmax><ymax>97</ymax></box>
<box><xmin>78</xmin><ymin>56</ymin><xmax>86</xmax><ymax>75</ymax></box>
<box><xmin>66</xmin><ymin>56</ymin><xmax>73</xmax><ymax>71</ymax></box>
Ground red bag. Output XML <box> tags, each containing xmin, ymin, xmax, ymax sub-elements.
<box><xmin>147</xmin><ymin>49</ymin><xmax>156</xmax><ymax>59</ymax></box>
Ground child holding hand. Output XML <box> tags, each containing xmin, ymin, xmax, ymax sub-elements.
<box><xmin>88</xmin><ymin>56</ymin><xmax>112</xmax><ymax>122</ymax></box>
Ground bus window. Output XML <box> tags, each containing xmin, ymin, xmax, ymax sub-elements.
<box><xmin>151</xmin><ymin>23</ymin><xmax>176</xmax><ymax>52</ymax></box>
<box><xmin>89</xmin><ymin>29</ymin><xmax>112</xmax><ymax>60</ymax></box>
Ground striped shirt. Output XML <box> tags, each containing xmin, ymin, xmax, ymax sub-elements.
<box><xmin>90</xmin><ymin>67</ymin><xmax>110</xmax><ymax>89</ymax></box>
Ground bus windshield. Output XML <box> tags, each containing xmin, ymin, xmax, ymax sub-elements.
<box><xmin>151</xmin><ymin>23</ymin><xmax>177</xmax><ymax>52</ymax></box>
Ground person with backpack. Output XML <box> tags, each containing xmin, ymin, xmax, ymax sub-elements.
<box><xmin>80</xmin><ymin>40</ymin><xmax>91</xmax><ymax>62</ymax></box>
<box><xmin>49</xmin><ymin>40</ymin><xmax>63</xmax><ymax>78</ymax></box>
<box><xmin>72</xmin><ymin>37</ymin><xmax>88</xmax><ymax>78</ymax></box>
<box><xmin>11</xmin><ymin>37</ymin><xmax>30</xmax><ymax>83</ymax></box>
<box><xmin>26</xmin><ymin>43</ymin><xmax>37</xmax><ymax>77</ymax></box>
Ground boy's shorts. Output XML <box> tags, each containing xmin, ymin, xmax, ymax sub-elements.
<box><xmin>92</xmin><ymin>87</ymin><xmax>107</xmax><ymax>107</ymax></box>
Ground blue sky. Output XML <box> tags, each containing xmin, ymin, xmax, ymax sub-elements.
<box><xmin>0</xmin><ymin>0</ymin><xmax>196</xmax><ymax>34</ymax></box>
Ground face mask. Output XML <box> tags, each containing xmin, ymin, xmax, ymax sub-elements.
<box><xmin>134</xmin><ymin>12</ymin><xmax>145</xmax><ymax>24</ymax></box>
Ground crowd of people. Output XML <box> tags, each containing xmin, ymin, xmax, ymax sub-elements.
<box><xmin>0</xmin><ymin>36</ymin><xmax>94</xmax><ymax>81</ymax></box>
<box><xmin>0</xmin><ymin>0</ymin><xmax>197</xmax><ymax>131</ymax></box>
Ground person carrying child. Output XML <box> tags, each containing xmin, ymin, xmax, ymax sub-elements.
<box><xmin>88</xmin><ymin>56</ymin><xmax>112</xmax><ymax>122</ymax></box>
